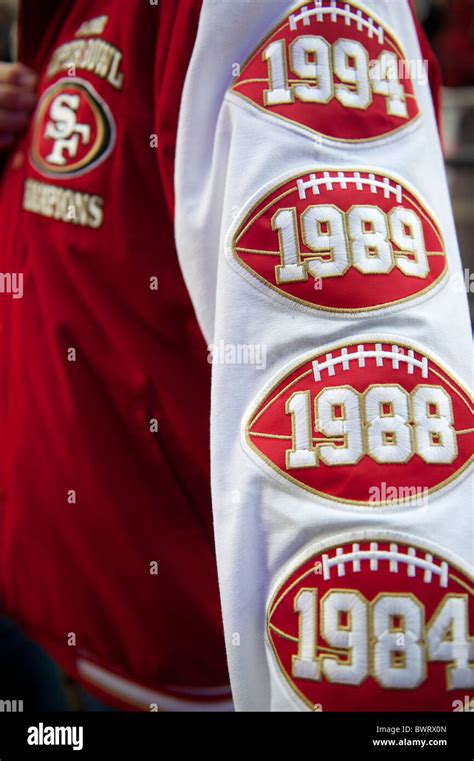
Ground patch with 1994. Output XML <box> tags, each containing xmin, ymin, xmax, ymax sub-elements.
<box><xmin>230</xmin><ymin>0</ymin><xmax>421</xmax><ymax>143</ymax></box>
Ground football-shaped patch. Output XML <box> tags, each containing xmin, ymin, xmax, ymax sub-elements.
<box><xmin>230</xmin><ymin>168</ymin><xmax>447</xmax><ymax>314</ymax></box>
<box><xmin>267</xmin><ymin>531</ymin><xmax>474</xmax><ymax>711</ymax></box>
<box><xmin>244</xmin><ymin>337</ymin><xmax>473</xmax><ymax>506</ymax></box>
<box><xmin>231</xmin><ymin>0</ymin><xmax>421</xmax><ymax>142</ymax></box>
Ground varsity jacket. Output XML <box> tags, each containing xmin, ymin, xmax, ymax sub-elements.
<box><xmin>0</xmin><ymin>0</ymin><xmax>472</xmax><ymax>713</ymax></box>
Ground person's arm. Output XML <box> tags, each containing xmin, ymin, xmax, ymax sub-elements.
<box><xmin>0</xmin><ymin>61</ymin><xmax>37</xmax><ymax>152</ymax></box>
<box><xmin>175</xmin><ymin>0</ymin><xmax>473</xmax><ymax>711</ymax></box>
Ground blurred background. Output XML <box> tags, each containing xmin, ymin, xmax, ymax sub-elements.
<box><xmin>0</xmin><ymin>0</ymin><xmax>472</xmax><ymax>713</ymax></box>
<box><xmin>414</xmin><ymin>0</ymin><xmax>474</xmax><ymax>325</ymax></box>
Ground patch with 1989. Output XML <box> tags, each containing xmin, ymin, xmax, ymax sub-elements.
<box><xmin>230</xmin><ymin>0</ymin><xmax>421</xmax><ymax>143</ymax></box>
<box><xmin>30</xmin><ymin>77</ymin><xmax>116</xmax><ymax>179</ymax></box>
<box><xmin>229</xmin><ymin>168</ymin><xmax>447</xmax><ymax>315</ymax></box>
<box><xmin>244</xmin><ymin>337</ymin><xmax>473</xmax><ymax>506</ymax></box>
<box><xmin>267</xmin><ymin>531</ymin><xmax>473</xmax><ymax>711</ymax></box>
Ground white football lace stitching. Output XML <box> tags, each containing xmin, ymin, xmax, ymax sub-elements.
<box><xmin>312</xmin><ymin>344</ymin><xmax>429</xmax><ymax>381</ymax></box>
<box><xmin>320</xmin><ymin>542</ymin><xmax>449</xmax><ymax>586</ymax></box>
<box><xmin>297</xmin><ymin>172</ymin><xmax>403</xmax><ymax>203</ymax></box>
<box><xmin>289</xmin><ymin>0</ymin><xmax>384</xmax><ymax>45</ymax></box>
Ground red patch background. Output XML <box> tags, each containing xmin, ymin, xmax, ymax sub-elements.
<box><xmin>247</xmin><ymin>340</ymin><xmax>473</xmax><ymax>504</ymax></box>
<box><xmin>234</xmin><ymin>170</ymin><xmax>446</xmax><ymax>312</ymax></box>
<box><xmin>268</xmin><ymin>537</ymin><xmax>473</xmax><ymax>711</ymax></box>
<box><xmin>232</xmin><ymin>0</ymin><xmax>420</xmax><ymax>141</ymax></box>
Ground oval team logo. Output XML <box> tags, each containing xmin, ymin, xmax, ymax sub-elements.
<box><xmin>30</xmin><ymin>77</ymin><xmax>116</xmax><ymax>179</ymax></box>
<box><xmin>229</xmin><ymin>168</ymin><xmax>447</xmax><ymax>314</ymax></box>
<box><xmin>267</xmin><ymin>531</ymin><xmax>474</xmax><ymax>711</ymax></box>
<box><xmin>231</xmin><ymin>0</ymin><xmax>421</xmax><ymax>142</ymax></box>
<box><xmin>244</xmin><ymin>337</ymin><xmax>473</xmax><ymax>506</ymax></box>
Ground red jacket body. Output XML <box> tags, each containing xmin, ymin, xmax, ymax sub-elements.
<box><xmin>0</xmin><ymin>0</ymin><xmax>230</xmax><ymax>710</ymax></box>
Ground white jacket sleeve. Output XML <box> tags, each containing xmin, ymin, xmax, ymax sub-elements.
<box><xmin>175</xmin><ymin>0</ymin><xmax>473</xmax><ymax>711</ymax></box>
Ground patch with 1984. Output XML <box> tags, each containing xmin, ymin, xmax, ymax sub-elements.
<box><xmin>267</xmin><ymin>531</ymin><xmax>473</xmax><ymax>711</ymax></box>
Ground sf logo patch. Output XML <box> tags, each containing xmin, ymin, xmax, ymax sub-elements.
<box><xmin>228</xmin><ymin>168</ymin><xmax>447</xmax><ymax>315</ymax></box>
<box><xmin>243</xmin><ymin>337</ymin><xmax>473</xmax><ymax>507</ymax></box>
<box><xmin>231</xmin><ymin>0</ymin><xmax>421</xmax><ymax>143</ymax></box>
<box><xmin>30</xmin><ymin>77</ymin><xmax>116</xmax><ymax>178</ymax></box>
<box><xmin>267</xmin><ymin>531</ymin><xmax>474</xmax><ymax>711</ymax></box>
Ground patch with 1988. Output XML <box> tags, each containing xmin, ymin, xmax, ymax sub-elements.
<box><xmin>267</xmin><ymin>531</ymin><xmax>473</xmax><ymax>711</ymax></box>
<box><xmin>230</xmin><ymin>0</ymin><xmax>421</xmax><ymax>143</ymax></box>
<box><xmin>229</xmin><ymin>167</ymin><xmax>447</xmax><ymax>315</ymax></box>
<box><xmin>243</xmin><ymin>337</ymin><xmax>473</xmax><ymax>507</ymax></box>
